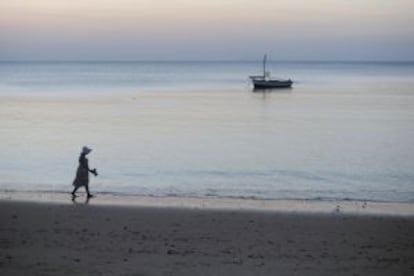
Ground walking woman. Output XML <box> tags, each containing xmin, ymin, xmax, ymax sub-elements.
<box><xmin>72</xmin><ymin>146</ymin><xmax>98</xmax><ymax>199</ymax></box>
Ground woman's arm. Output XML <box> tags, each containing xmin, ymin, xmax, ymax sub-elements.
<box><xmin>90</xmin><ymin>168</ymin><xmax>98</xmax><ymax>176</ymax></box>
<box><xmin>80</xmin><ymin>155</ymin><xmax>98</xmax><ymax>176</ymax></box>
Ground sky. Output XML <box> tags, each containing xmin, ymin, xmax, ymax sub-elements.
<box><xmin>0</xmin><ymin>0</ymin><xmax>413</xmax><ymax>61</ymax></box>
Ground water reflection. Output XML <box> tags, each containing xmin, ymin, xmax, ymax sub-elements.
<box><xmin>71</xmin><ymin>195</ymin><xmax>92</xmax><ymax>205</ymax></box>
<box><xmin>252</xmin><ymin>87</ymin><xmax>293</xmax><ymax>93</ymax></box>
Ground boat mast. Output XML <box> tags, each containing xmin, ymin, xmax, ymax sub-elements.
<box><xmin>263</xmin><ymin>54</ymin><xmax>267</xmax><ymax>79</ymax></box>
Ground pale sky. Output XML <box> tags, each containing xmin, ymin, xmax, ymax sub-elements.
<box><xmin>0</xmin><ymin>0</ymin><xmax>413</xmax><ymax>60</ymax></box>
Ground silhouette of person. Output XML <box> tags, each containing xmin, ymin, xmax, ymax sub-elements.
<box><xmin>71</xmin><ymin>146</ymin><xmax>98</xmax><ymax>199</ymax></box>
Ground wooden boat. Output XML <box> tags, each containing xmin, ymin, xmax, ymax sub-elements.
<box><xmin>250</xmin><ymin>55</ymin><xmax>292</xmax><ymax>89</ymax></box>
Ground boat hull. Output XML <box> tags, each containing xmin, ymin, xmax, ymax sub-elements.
<box><xmin>252</xmin><ymin>79</ymin><xmax>293</xmax><ymax>89</ymax></box>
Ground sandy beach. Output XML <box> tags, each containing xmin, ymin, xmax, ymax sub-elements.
<box><xmin>1</xmin><ymin>198</ymin><xmax>413</xmax><ymax>276</ymax></box>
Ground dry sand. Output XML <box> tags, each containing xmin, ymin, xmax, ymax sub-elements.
<box><xmin>1</xmin><ymin>200</ymin><xmax>413</xmax><ymax>276</ymax></box>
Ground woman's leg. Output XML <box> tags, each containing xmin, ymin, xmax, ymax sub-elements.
<box><xmin>85</xmin><ymin>185</ymin><xmax>93</xmax><ymax>197</ymax></box>
<box><xmin>71</xmin><ymin>186</ymin><xmax>79</xmax><ymax>196</ymax></box>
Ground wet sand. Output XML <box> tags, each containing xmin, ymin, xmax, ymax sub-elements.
<box><xmin>1</xmin><ymin>199</ymin><xmax>413</xmax><ymax>275</ymax></box>
<box><xmin>2</xmin><ymin>191</ymin><xmax>414</xmax><ymax>215</ymax></box>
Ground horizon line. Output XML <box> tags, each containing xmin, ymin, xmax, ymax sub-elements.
<box><xmin>1</xmin><ymin>59</ymin><xmax>414</xmax><ymax>63</ymax></box>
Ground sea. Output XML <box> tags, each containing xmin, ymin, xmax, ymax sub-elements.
<box><xmin>0</xmin><ymin>61</ymin><xmax>413</xmax><ymax>203</ymax></box>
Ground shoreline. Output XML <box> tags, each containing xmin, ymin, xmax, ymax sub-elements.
<box><xmin>1</xmin><ymin>190</ymin><xmax>413</xmax><ymax>216</ymax></box>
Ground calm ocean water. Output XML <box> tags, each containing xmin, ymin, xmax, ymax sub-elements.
<box><xmin>0</xmin><ymin>61</ymin><xmax>413</xmax><ymax>202</ymax></box>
